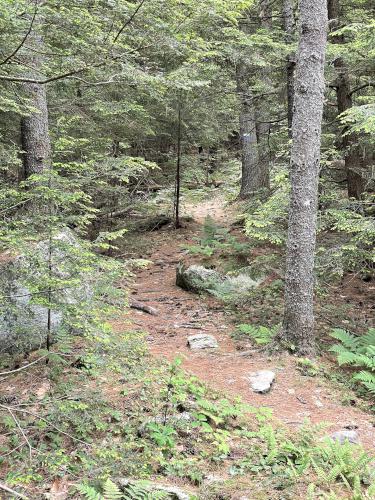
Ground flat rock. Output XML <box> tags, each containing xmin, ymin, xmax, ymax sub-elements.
<box><xmin>249</xmin><ymin>370</ymin><xmax>275</xmax><ymax>394</ymax></box>
<box><xmin>187</xmin><ymin>334</ymin><xmax>218</xmax><ymax>349</ymax></box>
<box><xmin>330</xmin><ymin>430</ymin><xmax>359</xmax><ymax>445</ymax></box>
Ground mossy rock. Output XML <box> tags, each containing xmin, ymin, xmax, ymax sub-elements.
<box><xmin>176</xmin><ymin>263</ymin><xmax>224</xmax><ymax>293</ymax></box>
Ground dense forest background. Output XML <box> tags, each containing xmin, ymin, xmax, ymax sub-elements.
<box><xmin>0</xmin><ymin>0</ymin><xmax>374</xmax><ymax>499</ymax></box>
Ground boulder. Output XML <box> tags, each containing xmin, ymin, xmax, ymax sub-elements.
<box><xmin>0</xmin><ymin>229</ymin><xmax>93</xmax><ymax>355</ymax></box>
<box><xmin>249</xmin><ymin>370</ymin><xmax>275</xmax><ymax>394</ymax></box>
<box><xmin>330</xmin><ymin>430</ymin><xmax>359</xmax><ymax>445</ymax></box>
<box><xmin>187</xmin><ymin>334</ymin><xmax>218</xmax><ymax>349</ymax></box>
<box><xmin>176</xmin><ymin>263</ymin><xmax>224</xmax><ymax>293</ymax></box>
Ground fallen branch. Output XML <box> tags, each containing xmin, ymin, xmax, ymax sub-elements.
<box><xmin>129</xmin><ymin>298</ymin><xmax>158</xmax><ymax>315</ymax></box>
<box><xmin>0</xmin><ymin>482</ymin><xmax>29</xmax><ymax>499</ymax></box>
<box><xmin>0</xmin><ymin>354</ymin><xmax>49</xmax><ymax>377</ymax></box>
<box><xmin>0</xmin><ymin>404</ymin><xmax>91</xmax><ymax>446</ymax></box>
<box><xmin>7</xmin><ymin>407</ymin><xmax>34</xmax><ymax>460</ymax></box>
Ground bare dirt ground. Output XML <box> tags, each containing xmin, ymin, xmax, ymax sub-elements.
<box><xmin>128</xmin><ymin>196</ymin><xmax>375</xmax><ymax>450</ymax></box>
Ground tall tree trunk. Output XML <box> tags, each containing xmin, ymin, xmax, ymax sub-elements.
<box><xmin>256</xmin><ymin>0</ymin><xmax>272</xmax><ymax>179</ymax></box>
<box><xmin>328</xmin><ymin>0</ymin><xmax>366</xmax><ymax>199</ymax></box>
<box><xmin>282</xmin><ymin>0</ymin><xmax>328</xmax><ymax>355</ymax></box>
<box><xmin>174</xmin><ymin>103</ymin><xmax>182</xmax><ymax>228</ymax></box>
<box><xmin>20</xmin><ymin>25</ymin><xmax>51</xmax><ymax>178</ymax></box>
<box><xmin>236</xmin><ymin>14</ymin><xmax>269</xmax><ymax>198</ymax></box>
<box><xmin>283</xmin><ymin>0</ymin><xmax>296</xmax><ymax>137</ymax></box>
<box><xmin>236</xmin><ymin>64</ymin><xmax>260</xmax><ymax>199</ymax></box>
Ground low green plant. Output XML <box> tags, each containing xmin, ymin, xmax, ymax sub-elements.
<box><xmin>244</xmin><ymin>170</ymin><xmax>289</xmax><ymax>246</ymax></box>
<box><xmin>235</xmin><ymin>323</ymin><xmax>279</xmax><ymax>345</ymax></box>
<box><xmin>77</xmin><ymin>478</ymin><xmax>169</xmax><ymax>500</ymax></box>
<box><xmin>183</xmin><ymin>215</ymin><xmax>250</xmax><ymax>259</ymax></box>
<box><xmin>329</xmin><ymin>327</ymin><xmax>375</xmax><ymax>393</ymax></box>
<box><xmin>147</xmin><ymin>422</ymin><xmax>177</xmax><ymax>450</ymax></box>
<box><xmin>297</xmin><ymin>358</ymin><xmax>321</xmax><ymax>377</ymax></box>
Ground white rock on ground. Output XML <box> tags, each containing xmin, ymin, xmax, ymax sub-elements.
<box><xmin>330</xmin><ymin>430</ymin><xmax>359</xmax><ymax>444</ymax></box>
<box><xmin>249</xmin><ymin>370</ymin><xmax>275</xmax><ymax>393</ymax></box>
<box><xmin>187</xmin><ymin>334</ymin><xmax>218</xmax><ymax>349</ymax></box>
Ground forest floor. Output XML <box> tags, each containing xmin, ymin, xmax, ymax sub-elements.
<box><xmin>128</xmin><ymin>195</ymin><xmax>375</xmax><ymax>450</ymax></box>
<box><xmin>1</xmin><ymin>195</ymin><xmax>374</xmax><ymax>499</ymax></box>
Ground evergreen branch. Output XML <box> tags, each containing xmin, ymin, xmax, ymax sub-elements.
<box><xmin>349</xmin><ymin>81</ymin><xmax>374</xmax><ymax>96</ymax></box>
<box><xmin>112</xmin><ymin>0</ymin><xmax>147</xmax><ymax>44</ymax></box>
<box><xmin>0</xmin><ymin>0</ymin><xmax>39</xmax><ymax>66</ymax></box>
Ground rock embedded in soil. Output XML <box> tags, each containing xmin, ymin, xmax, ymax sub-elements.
<box><xmin>176</xmin><ymin>263</ymin><xmax>224</xmax><ymax>293</ymax></box>
<box><xmin>187</xmin><ymin>333</ymin><xmax>218</xmax><ymax>349</ymax></box>
<box><xmin>330</xmin><ymin>430</ymin><xmax>359</xmax><ymax>445</ymax></box>
<box><xmin>249</xmin><ymin>370</ymin><xmax>275</xmax><ymax>394</ymax></box>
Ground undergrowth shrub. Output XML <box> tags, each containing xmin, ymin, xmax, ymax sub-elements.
<box><xmin>329</xmin><ymin>327</ymin><xmax>375</xmax><ymax>394</ymax></box>
<box><xmin>234</xmin><ymin>323</ymin><xmax>279</xmax><ymax>345</ymax></box>
<box><xmin>183</xmin><ymin>215</ymin><xmax>250</xmax><ymax>259</ymax></box>
<box><xmin>244</xmin><ymin>169</ymin><xmax>289</xmax><ymax>246</ymax></box>
<box><xmin>317</xmin><ymin>195</ymin><xmax>375</xmax><ymax>279</ymax></box>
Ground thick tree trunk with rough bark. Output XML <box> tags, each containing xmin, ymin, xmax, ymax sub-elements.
<box><xmin>328</xmin><ymin>0</ymin><xmax>366</xmax><ymax>199</ymax></box>
<box><xmin>283</xmin><ymin>0</ymin><xmax>296</xmax><ymax>137</ymax></box>
<box><xmin>20</xmin><ymin>25</ymin><xmax>51</xmax><ymax>178</ymax></box>
<box><xmin>282</xmin><ymin>0</ymin><xmax>328</xmax><ymax>355</ymax></box>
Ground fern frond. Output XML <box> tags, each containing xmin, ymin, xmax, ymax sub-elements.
<box><xmin>76</xmin><ymin>483</ymin><xmax>103</xmax><ymax>500</ymax></box>
<box><xmin>103</xmin><ymin>479</ymin><xmax>122</xmax><ymax>500</ymax></box>
<box><xmin>353</xmin><ymin>371</ymin><xmax>375</xmax><ymax>393</ymax></box>
<box><xmin>330</xmin><ymin>329</ymin><xmax>359</xmax><ymax>349</ymax></box>
<box><xmin>361</xmin><ymin>328</ymin><xmax>375</xmax><ymax>348</ymax></box>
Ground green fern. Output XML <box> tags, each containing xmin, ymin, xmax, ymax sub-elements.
<box><xmin>103</xmin><ymin>479</ymin><xmax>122</xmax><ymax>500</ymax></box>
<box><xmin>76</xmin><ymin>483</ymin><xmax>104</xmax><ymax>500</ymax></box>
<box><xmin>329</xmin><ymin>327</ymin><xmax>375</xmax><ymax>393</ymax></box>
<box><xmin>236</xmin><ymin>323</ymin><xmax>278</xmax><ymax>345</ymax></box>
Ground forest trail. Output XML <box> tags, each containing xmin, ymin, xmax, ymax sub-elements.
<box><xmin>128</xmin><ymin>196</ymin><xmax>375</xmax><ymax>449</ymax></box>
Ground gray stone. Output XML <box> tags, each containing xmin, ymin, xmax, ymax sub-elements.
<box><xmin>249</xmin><ymin>370</ymin><xmax>275</xmax><ymax>393</ymax></box>
<box><xmin>187</xmin><ymin>334</ymin><xmax>218</xmax><ymax>349</ymax></box>
<box><xmin>214</xmin><ymin>273</ymin><xmax>261</xmax><ymax>295</ymax></box>
<box><xmin>330</xmin><ymin>430</ymin><xmax>359</xmax><ymax>445</ymax></box>
<box><xmin>176</xmin><ymin>263</ymin><xmax>224</xmax><ymax>293</ymax></box>
<box><xmin>0</xmin><ymin>228</ymin><xmax>93</xmax><ymax>355</ymax></box>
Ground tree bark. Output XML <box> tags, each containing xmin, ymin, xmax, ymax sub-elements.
<box><xmin>328</xmin><ymin>0</ymin><xmax>366</xmax><ymax>199</ymax></box>
<box><xmin>282</xmin><ymin>0</ymin><xmax>328</xmax><ymax>355</ymax></box>
<box><xmin>256</xmin><ymin>0</ymin><xmax>272</xmax><ymax>184</ymax></box>
<box><xmin>174</xmin><ymin>102</ymin><xmax>182</xmax><ymax>228</ymax></box>
<box><xmin>236</xmin><ymin>14</ymin><xmax>269</xmax><ymax>198</ymax></box>
<box><xmin>236</xmin><ymin>64</ymin><xmax>260</xmax><ymax>199</ymax></box>
<box><xmin>20</xmin><ymin>19</ymin><xmax>51</xmax><ymax>178</ymax></box>
<box><xmin>283</xmin><ymin>0</ymin><xmax>296</xmax><ymax>137</ymax></box>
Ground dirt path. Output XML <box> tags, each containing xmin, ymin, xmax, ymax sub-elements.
<box><xmin>129</xmin><ymin>197</ymin><xmax>374</xmax><ymax>449</ymax></box>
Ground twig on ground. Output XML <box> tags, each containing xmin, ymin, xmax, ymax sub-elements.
<box><xmin>0</xmin><ymin>354</ymin><xmax>49</xmax><ymax>377</ymax></box>
<box><xmin>0</xmin><ymin>404</ymin><xmax>91</xmax><ymax>446</ymax></box>
<box><xmin>130</xmin><ymin>298</ymin><xmax>159</xmax><ymax>315</ymax></box>
<box><xmin>0</xmin><ymin>482</ymin><xmax>29</xmax><ymax>499</ymax></box>
<box><xmin>7</xmin><ymin>407</ymin><xmax>34</xmax><ymax>460</ymax></box>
